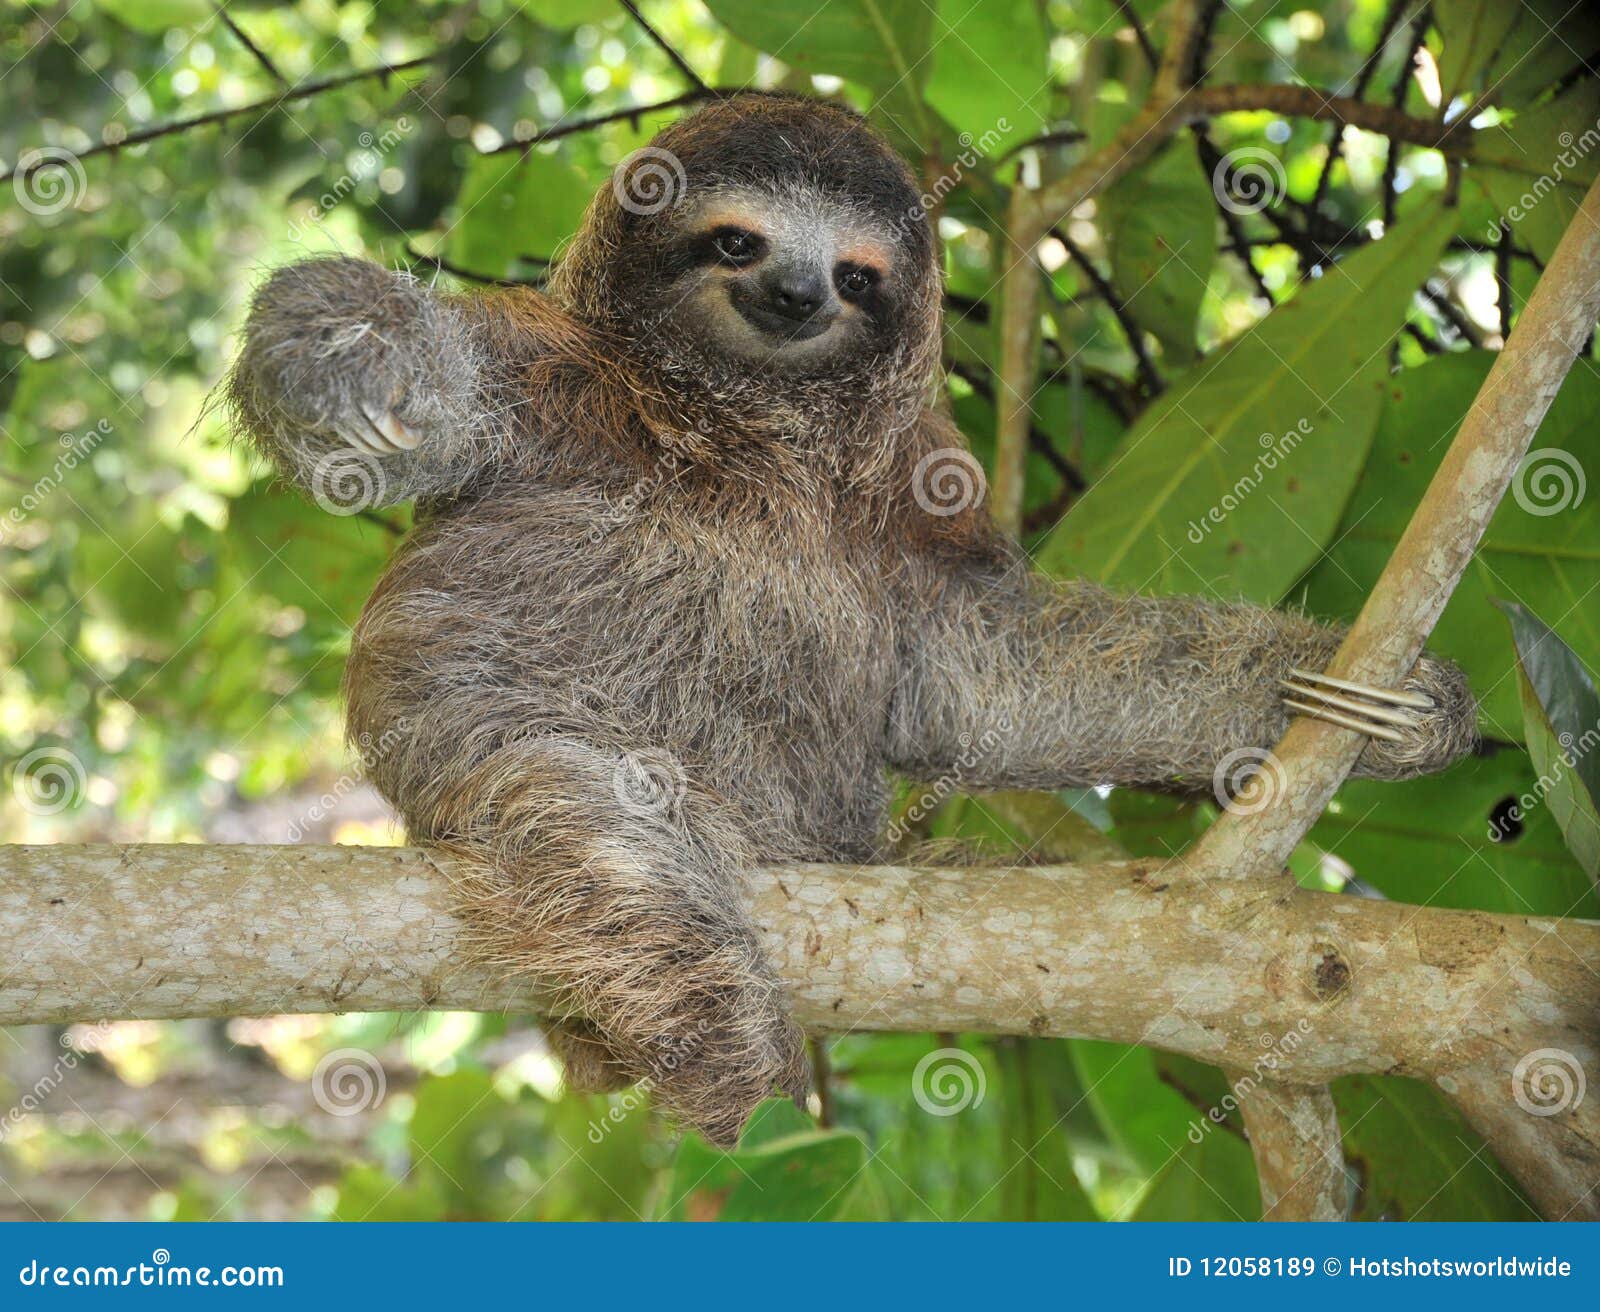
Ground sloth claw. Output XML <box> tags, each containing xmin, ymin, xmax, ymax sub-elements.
<box><xmin>1281</xmin><ymin>667</ymin><xmax>1435</xmax><ymax>744</ymax></box>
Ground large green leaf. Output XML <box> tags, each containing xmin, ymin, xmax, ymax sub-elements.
<box><xmin>1434</xmin><ymin>0</ymin><xmax>1520</xmax><ymax>104</ymax></box>
<box><xmin>1311</xmin><ymin>749</ymin><xmax>1599</xmax><ymax>918</ymax></box>
<box><xmin>1334</xmin><ymin>1076</ymin><xmax>1535</xmax><ymax>1221</ymax></box>
<box><xmin>1469</xmin><ymin>84</ymin><xmax>1600</xmax><ymax>264</ymax></box>
<box><xmin>661</xmin><ymin>1104</ymin><xmax>867</xmax><ymax>1220</ymax></box>
<box><xmin>1473</xmin><ymin>0</ymin><xmax>1600</xmax><ymax>110</ymax></box>
<box><xmin>1038</xmin><ymin>197</ymin><xmax>1453</xmax><ymax>601</ymax></box>
<box><xmin>924</xmin><ymin>0</ymin><xmax>1048</xmax><ymax>154</ymax></box>
<box><xmin>1300</xmin><ymin>352</ymin><xmax>1600</xmax><ymax>740</ymax></box>
<box><xmin>1099</xmin><ymin>138</ymin><xmax>1216</xmax><ymax>365</ymax></box>
<box><xmin>447</xmin><ymin>152</ymin><xmax>595</xmax><ymax>279</ymax></box>
<box><xmin>1071</xmin><ymin>1040</ymin><xmax>1259</xmax><ymax>1219</ymax></box>
<box><xmin>702</xmin><ymin>0</ymin><xmax>936</xmax><ymax>149</ymax></box>
<box><xmin>1495</xmin><ymin>600</ymin><xmax>1600</xmax><ymax>888</ymax></box>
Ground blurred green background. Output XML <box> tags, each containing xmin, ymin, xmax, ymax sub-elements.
<box><xmin>1</xmin><ymin>0</ymin><xmax>1596</xmax><ymax>1220</ymax></box>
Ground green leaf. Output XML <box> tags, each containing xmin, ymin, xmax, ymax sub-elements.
<box><xmin>1434</xmin><ymin>0</ymin><xmax>1520</xmax><ymax>104</ymax></box>
<box><xmin>94</xmin><ymin>0</ymin><xmax>211</xmax><ymax>33</ymax></box>
<box><xmin>1129</xmin><ymin>1133</ymin><xmax>1262</xmax><ymax>1221</ymax></box>
<box><xmin>1072</xmin><ymin>1039</ymin><xmax>1259</xmax><ymax>1220</ymax></box>
<box><xmin>924</xmin><ymin>0</ymin><xmax>1047</xmax><ymax>154</ymax></box>
<box><xmin>226</xmin><ymin>485</ymin><xmax>395</xmax><ymax>630</ymax></box>
<box><xmin>1494</xmin><ymin>600</ymin><xmax>1600</xmax><ymax>888</ymax></box>
<box><xmin>409</xmin><ymin>1069</ymin><xmax>499</xmax><ymax>1180</ymax></box>
<box><xmin>1335</xmin><ymin>1076</ymin><xmax>1535</xmax><ymax>1220</ymax></box>
<box><xmin>1311</xmin><ymin>750</ymin><xmax>1599</xmax><ymax>917</ymax></box>
<box><xmin>662</xmin><ymin>1106</ymin><xmax>867</xmax><ymax>1220</ymax></box>
<box><xmin>1099</xmin><ymin>138</ymin><xmax>1216</xmax><ymax>365</ymax></box>
<box><xmin>1473</xmin><ymin>0</ymin><xmax>1600</xmax><ymax>110</ymax></box>
<box><xmin>1300</xmin><ymin>351</ymin><xmax>1600</xmax><ymax>741</ymax></box>
<box><xmin>702</xmin><ymin>0</ymin><xmax>936</xmax><ymax>149</ymax></box>
<box><xmin>1468</xmin><ymin>84</ymin><xmax>1600</xmax><ymax>264</ymax></box>
<box><xmin>447</xmin><ymin>152</ymin><xmax>594</xmax><ymax>278</ymax></box>
<box><xmin>524</xmin><ymin>0</ymin><xmax>616</xmax><ymax>29</ymax></box>
<box><xmin>1038</xmin><ymin>197</ymin><xmax>1453</xmax><ymax>601</ymax></box>
<box><xmin>994</xmin><ymin>1040</ymin><xmax>1100</xmax><ymax>1220</ymax></box>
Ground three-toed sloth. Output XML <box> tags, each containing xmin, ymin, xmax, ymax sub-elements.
<box><xmin>229</xmin><ymin>92</ymin><xmax>1478</xmax><ymax>1144</ymax></box>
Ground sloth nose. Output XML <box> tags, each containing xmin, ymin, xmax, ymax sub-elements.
<box><xmin>764</xmin><ymin>269</ymin><xmax>828</xmax><ymax>321</ymax></box>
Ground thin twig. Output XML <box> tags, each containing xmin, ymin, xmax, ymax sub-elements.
<box><xmin>403</xmin><ymin>244</ymin><xmax>543</xmax><ymax>288</ymax></box>
<box><xmin>215</xmin><ymin>3</ymin><xmax>286</xmax><ymax>86</ymax></box>
<box><xmin>480</xmin><ymin>88</ymin><xmax>720</xmax><ymax>157</ymax></box>
<box><xmin>1</xmin><ymin>55</ymin><xmax>436</xmax><ymax>183</ymax></box>
<box><xmin>1495</xmin><ymin>227</ymin><xmax>1514</xmax><ymax>341</ymax></box>
<box><xmin>1050</xmin><ymin>226</ymin><xmax>1163</xmax><ymax>396</ymax></box>
<box><xmin>1308</xmin><ymin>0</ymin><xmax>1413</xmax><ymax>226</ymax></box>
<box><xmin>1380</xmin><ymin>11</ymin><xmax>1429</xmax><ymax>229</ymax></box>
<box><xmin>617</xmin><ymin>0</ymin><xmax>706</xmax><ymax>90</ymax></box>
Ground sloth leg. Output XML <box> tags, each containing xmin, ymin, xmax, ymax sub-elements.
<box><xmin>424</xmin><ymin>737</ymin><xmax>809</xmax><ymax>1147</ymax></box>
<box><xmin>544</xmin><ymin>1017</ymin><xmax>636</xmax><ymax>1094</ymax></box>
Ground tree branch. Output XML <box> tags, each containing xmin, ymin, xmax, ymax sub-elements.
<box><xmin>4</xmin><ymin>843</ymin><xmax>1594</xmax><ymax>1218</ymax></box>
<box><xmin>0</xmin><ymin>56</ymin><xmax>437</xmax><ymax>184</ymax></box>
<box><xmin>1189</xmin><ymin>171</ymin><xmax>1600</xmax><ymax>881</ymax></box>
<box><xmin>618</xmin><ymin>0</ymin><xmax>707</xmax><ymax>91</ymax></box>
<box><xmin>1239</xmin><ymin>1082</ymin><xmax>1349</xmax><ymax>1220</ymax></box>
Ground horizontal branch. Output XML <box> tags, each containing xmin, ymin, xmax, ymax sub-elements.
<box><xmin>0</xmin><ymin>56</ymin><xmax>437</xmax><ymax>184</ymax></box>
<box><xmin>3</xmin><ymin>844</ymin><xmax>1596</xmax><ymax>1217</ymax></box>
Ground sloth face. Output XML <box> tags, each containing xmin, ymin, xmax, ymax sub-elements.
<box><xmin>635</xmin><ymin>182</ymin><xmax>927</xmax><ymax>375</ymax></box>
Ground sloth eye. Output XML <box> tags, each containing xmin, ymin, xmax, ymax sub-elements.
<box><xmin>712</xmin><ymin>227</ymin><xmax>763</xmax><ymax>265</ymax></box>
<box><xmin>836</xmin><ymin>264</ymin><xmax>879</xmax><ymax>298</ymax></box>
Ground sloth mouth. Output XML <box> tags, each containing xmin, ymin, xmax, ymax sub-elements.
<box><xmin>731</xmin><ymin>297</ymin><xmax>838</xmax><ymax>344</ymax></box>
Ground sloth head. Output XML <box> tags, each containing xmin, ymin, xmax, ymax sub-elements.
<box><xmin>549</xmin><ymin>94</ymin><xmax>942</xmax><ymax>406</ymax></box>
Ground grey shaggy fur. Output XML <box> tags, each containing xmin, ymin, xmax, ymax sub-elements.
<box><xmin>226</xmin><ymin>93</ymin><xmax>1479</xmax><ymax>1146</ymax></box>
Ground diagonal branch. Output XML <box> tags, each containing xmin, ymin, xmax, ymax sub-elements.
<box><xmin>1188</xmin><ymin>171</ymin><xmax>1600</xmax><ymax>881</ymax></box>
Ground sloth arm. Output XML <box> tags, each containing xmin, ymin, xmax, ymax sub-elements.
<box><xmin>226</xmin><ymin>256</ymin><xmax>544</xmax><ymax>506</ymax></box>
<box><xmin>883</xmin><ymin>554</ymin><xmax>1478</xmax><ymax>792</ymax></box>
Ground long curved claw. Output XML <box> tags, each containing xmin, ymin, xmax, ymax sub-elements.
<box><xmin>361</xmin><ymin>404</ymin><xmax>421</xmax><ymax>452</ymax></box>
<box><xmin>1281</xmin><ymin>667</ymin><xmax>1434</xmax><ymax>744</ymax></box>
<box><xmin>334</xmin><ymin>417</ymin><xmax>385</xmax><ymax>455</ymax></box>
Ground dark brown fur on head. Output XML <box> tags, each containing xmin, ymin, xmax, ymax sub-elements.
<box><xmin>547</xmin><ymin>94</ymin><xmax>943</xmax><ymax>455</ymax></box>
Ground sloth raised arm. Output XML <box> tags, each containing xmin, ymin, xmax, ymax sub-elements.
<box><xmin>226</xmin><ymin>256</ymin><xmax>535</xmax><ymax>505</ymax></box>
<box><xmin>886</xmin><ymin>553</ymin><xmax>1479</xmax><ymax>795</ymax></box>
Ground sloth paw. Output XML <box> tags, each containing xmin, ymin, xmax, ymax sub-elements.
<box><xmin>1282</xmin><ymin>655</ymin><xmax>1477</xmax><ymax>779</ymax></box>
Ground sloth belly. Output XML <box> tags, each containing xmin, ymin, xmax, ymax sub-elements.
<box><xmin>348</xmin><ymin>487</ymin><xmax>899</xmax><ymax>860</ymax></box>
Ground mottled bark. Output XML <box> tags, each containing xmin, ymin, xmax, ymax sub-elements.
<box><xmin>2</xmin><ymin>844</ymin><xmax>1594</xmax><ymax>1216</ymax></box>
